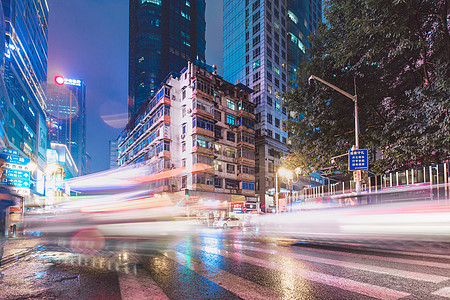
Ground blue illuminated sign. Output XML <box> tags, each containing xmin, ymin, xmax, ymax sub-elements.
<box><xmin>1</xmin><ymin>148</ymin><xmax>19</xmax><ymax>156</ymax></box>
<box><xmin>349</xmin><ymin>149</ymin><xmax>368</xmax><ymax>171</ymax></box>
<box><xmin>0</xmin><ymin>153</ymin><xmax>30</xmax><ymax>165</ymax></box>
<box><xmin>3</xmin><ymin>169</ymin><xmax>30</xmax><ymax>180</ymax></box>
<box><xmin>1</xmin><ymin>177</ymin><xmax>30</xmax><ymax>188</ymax></box>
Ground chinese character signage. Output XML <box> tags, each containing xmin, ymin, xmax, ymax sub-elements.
<box><xmin>3</xmin><ymin>169</ymin><xmax>30</xmax><ymax>180</ymax></box>
<box><xmin>348</xmin><ymin>149</ymin><xmax>368</xmax><ymax>171</ymax></box>
<box><xmin>0</xmin><ymin>153</ymin><xmax>30</xmax><ymax>165</ymax></box>
<box><xmin>1</xmin><ymin>148</ymin><xmax>19</xmax><ymax>156</ymax></box>
<box><xmin>1</xmin><ymin>177</ymin><xmax>30</xmax><ymax>188</ymax></box>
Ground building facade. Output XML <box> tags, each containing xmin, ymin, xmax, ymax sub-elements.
<box><xmin>0</xmin><ymin>0</ymin><xmax>48</xmax><ymax>200</ymax></box>
<box><xmin>46</xmin><ymin>77</ymin><xmax>87</xmax><ymax>175</ymax></box>
<box><xmin>118</xmin><ymin>61</ymin><xmax>257</xmax><ymax>214</ymax></box>
<box><xmin>223</xmin><ymin>0</ymin><xmax>321</xmax><ymax>211</ymax></box>
<box><xmin>108</xmin><ymin>139</ymin><xmax>118</xmax><ymax>169</ymax></box>
<box><xmin>128</xmin><ymin>0</ymin><xmax>206</xmax><ymax>118</ymax></box>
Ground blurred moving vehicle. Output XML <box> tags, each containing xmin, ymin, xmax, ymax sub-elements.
<box><xmin>213</xmin><ymin>217</ymin><xmax>244</xmax><ymax>229</ymax></box>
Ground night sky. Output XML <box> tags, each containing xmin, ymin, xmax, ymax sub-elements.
<box><xmin>47</xmin><ymin>0</ymin><xmax>223</xmax><ymax>173</ymax></box>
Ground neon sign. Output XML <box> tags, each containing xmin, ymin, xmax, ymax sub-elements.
<box><xmin>54</xmin><ymin>76</ymin><xmax>82</xmax><ymax>87</ymax></box>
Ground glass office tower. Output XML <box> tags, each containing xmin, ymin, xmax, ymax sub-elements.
<box><xmin>1</xmin><ymin>0</ymin><xmax>48</xmax><ymax>168</ymax></box>
<box><xmin>223</xmin><ymin>0</ymin><xmax>321</xmax><ymax>211</ymax></box>
<box><xmin>128</xmin><ymin>0</ymin><xmax>206</xmax><ymax>119</ymax></box>
<box><xmin>46</xmin><ymin>78</ymin><xmax>87</xmax><ymax>175</ymax></box>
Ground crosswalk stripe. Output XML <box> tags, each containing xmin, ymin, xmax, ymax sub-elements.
<box><xmin>432</xmin><ymin>286</ymin><xmax>450</xmax><ymax>298</ymax></box>
<box><xmin>163</xmin><ymin>250</ymin><xmax>282</xmax><ymax>300</ymax></box>
<box><xmin>283</xmin><ymin>245</ymin><xmax>450</xmax><ymax>269</ymax></box>
<box><xmin>118</xmin><ymin>268</ymin><xmax>169</xmax><ymax>300</ymax></box>
<box><xmin>236</xmin><ymin>245</ymin><xmax>449</xmax><ymax>283</ymax></box>
<box><xmin>196</xmin><ymin>246</ymin><xmax>410</xmax><ymax>300</ymax></box>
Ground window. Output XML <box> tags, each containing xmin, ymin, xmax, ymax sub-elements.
<box><xmin>267</xmin><ymin>97</ymin><xmax>273</xmax><ymax>106</ymax></box>
<box><xmin>254</xmin><ymin>95</ymin><xmax>261</xmax><ymax>105</ymax></box>
<box><xmin>241</xmin><ymin>181</ymin><xmax>255</xmax><ymax>190</ymax></box>
<box><xmin>214</xmin><ymin>110</ymin><xmax>222</xmax><ymax>121</ymax></box>
<box><xmin>245</xmin><ymin>43</ymin><xmax>249</xmax><ymax>52</ymax></box>
<box><xmin>240</xmin><ymin>165</ymin><xmax>255</xmax><ymax>175</ymax></box>
<box><xmin>226</xmin><ymin>132</ymin><xmax>235</xmax><ymax>142</ymax></box>
<box><xmin>267</xmin><ymin>129</ymin><xmax>273</xmax><ymax>137</ymax></box>
<box><xmin>267</xmin><ymin>71</ymin><xmax>272</xmax><ymax>82</ymax></box>
<box><xmin>214</xmin><ymin>177</ymin><xmax>222</xmax><ymax>188</ymax></box>
<box><xmin>182</xmin><ymin>141</ymin><xmax>186</xmax><ymax>152</ymax></box>
<box><xmin>253</xmin><ymin>83</ymin><xmax>261</xmax><ymax>92</ymax></box>
<box><xmin>252</xmin><ymin>23</ymin><xmax>260</xmax><ymax>35</ymax></box>
<box><xmin>226</xmin><ymin>114</ymin><xmax>236</xmax><ymax>125</ymax></box>
<box><xmin>226</xmin><ymin>147</ymin><xmax>236</xmax><ymax>158</ymax></box>
<box><xmin>253</xmin><ymin>35</ymin><xmax>260</xmax><ymax>47</ymax></box>
<box><xmin>267</xmin><ymin>113</ymin><xmax>273</xmax><ymax>124</ymax></box>
<box><xmin>275</xmin><ymin>118</ymin><xmax>280</xmax><ymax>127</ymax></box>
<box><xmin>266</xmin><ymin>11</ymin><xmax>272</xmax><ymax>22</ymax></box>
<box><xmin>253</xmin><ymin>59</ymin><xmax>261</xmax><ymax>70</ymax></box>
<box><xmin>214</xmin><ymin>127</ymin><xmax>222</xmax><ymax>138</ymax></box>
<box><xmin>225</xmin><ymin>179</ymin><xmax>238</xmax><ymax>190</ymax></box>
<box><xmin>253</xmin><ymin>71</ymin><xmax>260</xmax><ymax>83</ymax></box>
<box><xmin>245</xmin><ymin>55</ymin><xmax>250</xmax><ymax>64</ymax></box>
<box><xmin>267</xmin><ymin>84</ymin><xmax>273</xmax><ymax>94</ymax></box>
<box><xmin>246</xmin><ymin>66</ymin><xmax>250</xmax><ymax>76</ymax></box>
<box><xmin>193</xmin><ymin>117</ymin><xmax>214</xmax><ymax>131</ymax></box>
<box><xmin>275</xmin><ymin>102</ymin><xmax>281</xmax><ymax>111</ymax></box>
<box><xmin>275</xmin><ymin>133</ymin><xmax>280</xmax><ymax>140</ymax></box>
<box><xmin>182</xmin><ymin>123</ymin><xmax>187</xmax><ymax>134</ymax></box>
<box><xmin>252</xmin><ymin>11</ymin><xmax>260</xmax><ymax>22</ymax></box>
<box><xmin>193</xmin><ymin>154</ymin><xmax>213</xmax><ymax>166</ymax></box>
<box><xmin>182</xmin><ymin>159</ymin><xmax>186</xmax><ymax>167</ymax></box>
<box><xmin>274</xmin><ymin>65</ymin><xmax>280</xmax><ymax>76</ymax></box>
<box><xmin>255</xmin><ymin>112</ymin><xmax>261</xmax><ymax>122</ymax></box>
<box><xmin>282</xmin><ymin>137</ymin><xmax>287</xmax><ymax>144</ymax></box>
<box><xmin>182</xmin><ymin>175</ymin><xmax>187</xmax><ymax>188</ymax></box>
<box><xmin>226</xmin><ymin>164</ymin><xmax>235</xmax><ymax>174</ymax></box>
<box><xmin>282</xmin><ymin>106</ymin><xmax>287</xmax><ymax>115</ymax></box>
<box><xmin>226</xmin><ymin>99</ymin><xmax>236</xmax><ymax>110</ymax></box>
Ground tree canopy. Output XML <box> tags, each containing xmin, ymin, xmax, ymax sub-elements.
<box><xmin>284</xmin><ymin>0</ymin><xmax>450</xmax><ymax>174</ymax></box>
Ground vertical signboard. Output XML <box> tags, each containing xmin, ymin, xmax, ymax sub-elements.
<box><xmin>37</xmin><ymin>114</ymin><xmax>47</xmax><ymax>167</ymax></box>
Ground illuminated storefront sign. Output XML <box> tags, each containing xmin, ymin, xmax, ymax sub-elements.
<box><xmin>54</xmin><ymin>75</ymin><xmax>82</xmax><ymax>86</ymax></box>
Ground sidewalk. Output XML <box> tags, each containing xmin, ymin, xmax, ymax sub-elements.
<box><xmin>0</xmin><ymin>237</ymin><xmax>122</xmax><ymax>299</ymax></box>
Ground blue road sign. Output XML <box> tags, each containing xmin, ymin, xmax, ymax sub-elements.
<box><xmin>0</xmin><ymin>153</ymin><xmax>30</xmax><ymax>165</ymax></box>
<box><xmin>1</xmin><ymin>177</ymin><xmax>30</xmax><ymax>188</ymax></box>
<box><xmin>349</xmin><ymin>149</ymin><xmax>368</xmax><ymax>171</ymax></box>
<box><xmin>1</xmin><ymin>148</ymin><xmax>19</xmax><ymax>155</ymax></box>
<box><xmin>3</xmin><ymin>168</ymin><xmax>30</xmax><ymax>180</ymax></box>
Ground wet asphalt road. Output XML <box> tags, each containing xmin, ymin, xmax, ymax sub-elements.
<box><xmin>1</xmin><ymin>230</ymin><xmax>450</xmax><ymax>300</ymax></box>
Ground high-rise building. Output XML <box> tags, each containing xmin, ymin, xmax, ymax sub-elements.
<box><xmin>118</xmin><ymin>61</ymin><xmax>257</xmax><ymax>215</ymax></box>
<box><xmin>108</xmin><ymin>139</ymin><xmax>118</xmax><ymax>169</ymax></box>
<box><xmin>0</xmin><ymin>0</ymin><xmax>48</xmax><ymax>199</ymax></box>
<box><xmin>46</xmin><ymin>76</ymin><xmax>88</xmax><ymax>175</ymax></box>
<box><xmin>128</xmin><ymin>0</ymin><xmax>206</xmax><ymax>119</ymax></box>
<box><xmin>223</xmin><ymin>0</ymin><xmax>322</xmax><ymax>211</ymax></box>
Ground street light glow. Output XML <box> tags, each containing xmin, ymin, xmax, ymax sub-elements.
<box><xmin>54</xmin><ymin>75</ymin><xmax>64</xmax><ymax>85</ymax></box>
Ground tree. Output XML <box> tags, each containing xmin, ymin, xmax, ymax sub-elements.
<box><xmin>284</xmin><ymin>0</ymin><xmax>450</xmax><ymax>174</ymax></box>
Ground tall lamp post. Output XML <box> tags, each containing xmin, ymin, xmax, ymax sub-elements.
<box><xmin>276</xmin><ymin>167</ymin><xmax>302</xmax><ymax>213</ymax></box>
<box><xmin>308</xmin><ymin>75</ymin><xmax>361</xmax><ymax>195</ymax></box>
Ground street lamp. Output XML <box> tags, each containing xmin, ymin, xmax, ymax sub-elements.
<box><xmin>308</xmin><ymin>75</ymin><xmax>361</xmax><ymax>195</ymax></box>
<box><xmin>276</xmin><ymin>167</ymin><xmax>301</xmax><ymax>213</ymax></box>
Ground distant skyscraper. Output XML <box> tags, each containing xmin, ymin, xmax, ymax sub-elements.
<box><xmin>108</xmin><ymin>139</ymin><xmax>118</xmax><ymax>169</ymax></box>
<box><xmin>223</xmin><ymin>0</ymin><xmax>322</xmax><ymax>211</ymax></box>
<box><xmin>46</xmin><ymin>76</ymin><xmax>88</xmax><ymax>175</ymax></box>
<box><xmin>0</xmin><ymin>0</ymin><xmax>48</xmax><ymax>169</ymax></box>
<box><xmin>128</xmin><ymin>0</ymin><xmax>206</xmax><ymax>119</ymax></box>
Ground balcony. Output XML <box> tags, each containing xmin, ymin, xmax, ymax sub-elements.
<box><xmin>214</xmin><ymin>170</ymin><xmax>238</xmax><ymax>180</ymax></box>
<box><xmin>192</xmin><ymin>127</ymin><xmax>214</xmax><ymax>138</ymax></box>
<box><xmin>158</xmin><ymin>150</ymin><xmax>171</xmax><ymax>159</ymax></box>
<box><xmin>239</xmin><ymin>189</ymin><xmax>256</xmax><ymax>197</ymax></box>
<box><xmin>238</xmin><ymin>157</ymin><xmax>255</xmax><ymax>167</ymax></box>
<box><xmin>192</xmin><ymin>183</ymin><xmax>215</xmax><ymax>192</ymax></box>
<box><xmin>237</xmin><ymin>141</ymin><xmax>255</xmax><ymax>149</ymax></box>
<box><xmin>239</xmin><ymin>110</ymin><xmax>254</xmax><ymax>120</ymax></box>
<box><xmin>192</xmin><ymin>146</ymin><xmax>213</xmax><ymax>155</ymax></box>
<box><xmin>239</xmin><ymin>125</ymin><xmax>255</xmax><ymax>134</ymax></box>
<box><xmin>193</xmin><ymin>89</ymin><xmax>213</xmax><ymax>102</ymax></box>
<box><xmin>193</xmin><ymin>107</ymin><xmax>214</xmax><ymax>120</ymax></box>
<box><xmin>237</xmin><ymin>173</ymin><xmax>255</xmax><ymax>181</ymax></box>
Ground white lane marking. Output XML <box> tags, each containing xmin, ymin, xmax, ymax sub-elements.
<box><xmin>287</xmin><ymin>245</ymin><xmax>450</xmax><ymax>269</ymax></box>
<box><xmin>238</xmin><ymin>245</ymin><xmax>449</xmax><ymax>283</ymax></box>
<box><xmin>432</xmin><ymin>286</ymin><xmax>450</xmax><ymax>298</ymax></box>
<box><xmin>163</xmin><ymin>250</ymin><xmax>282</xmax><ymax>300</ymax></box>
<box><xmin>369</xmin><ymin>248</ymin><xmax>450</xmax><ymax>260</ymax></box>
<box><xmin>196</xmin><ymin>246</ymin><xmax>409</xmax><ymax>300</ymax></box>
<box><xmin>118</xmin><ymin>268</ymin><xmax>169</xmax><ymax>300</ymax></box>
